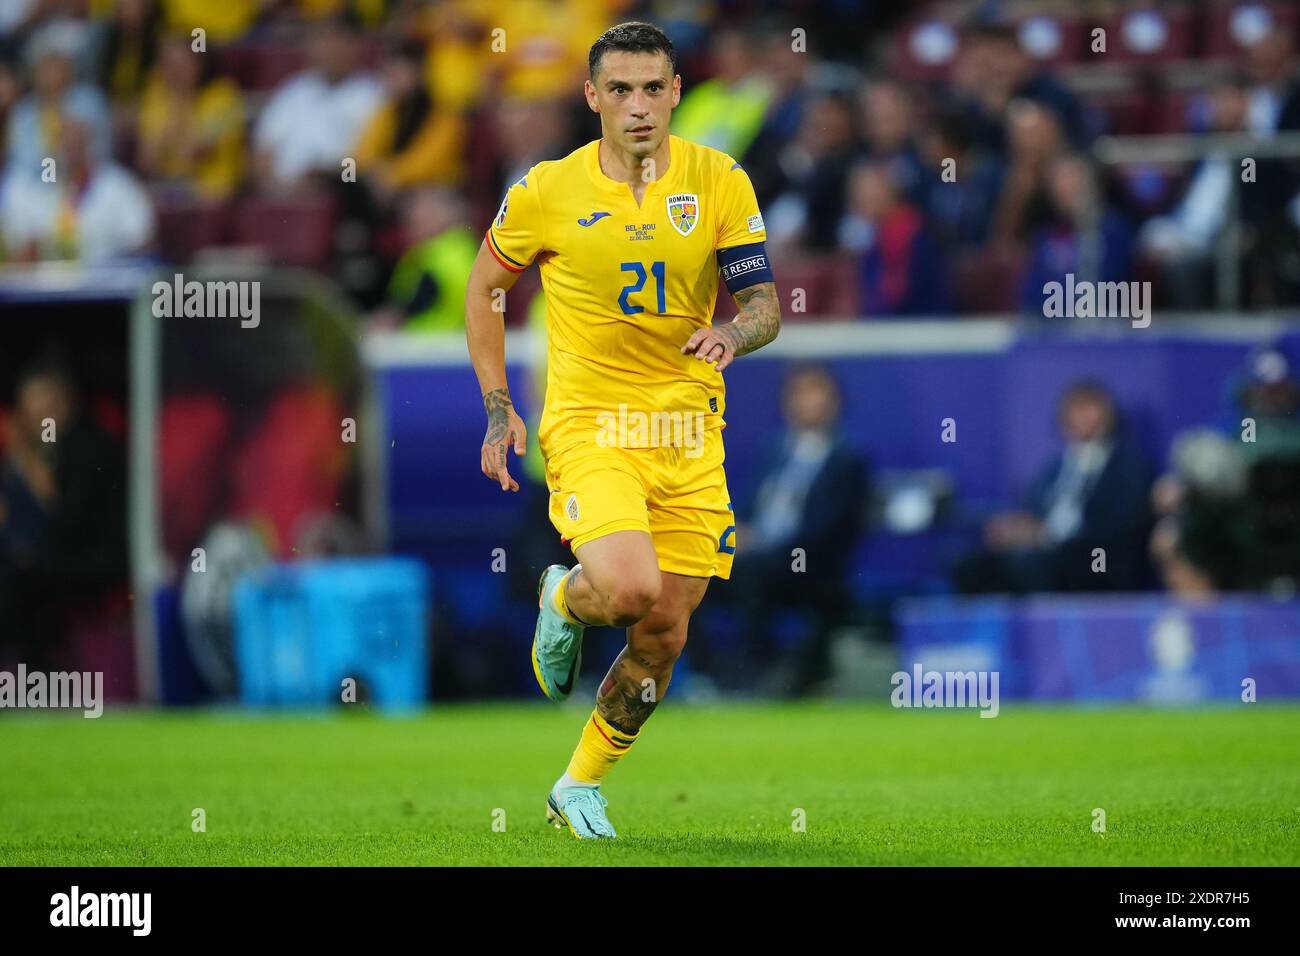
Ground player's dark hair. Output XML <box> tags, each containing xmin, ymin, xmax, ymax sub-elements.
<box><xmin>588</xmin><ymin>21</ymin><xmax>677</xmax><ymax>81</ymax></box>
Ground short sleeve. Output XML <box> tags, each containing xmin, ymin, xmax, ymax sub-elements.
<box><xmin>715</xmin><ymin>158</ymin><xmax>766</xmax><ymax>250</ymax></box>
<box><xmin>486</xmin><ymin>171</ymin><xmax>545</xmax><ymax>272</ymax></box>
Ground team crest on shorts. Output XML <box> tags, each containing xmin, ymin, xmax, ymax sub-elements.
<box><xmin>666</xmin><ymin>193</ymin><xmax>699</xmax><ymax>236</ymax></box>
<box><xmin>566</xmin><ymin>493</ymin><xmax>580</xmax><ymax>521</ymax></box>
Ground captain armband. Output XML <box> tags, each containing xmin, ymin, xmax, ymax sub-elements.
<box><xmin>717</xmin><ymin>242</ymin><xmax>774</xmax><ymax>295</ymax></box>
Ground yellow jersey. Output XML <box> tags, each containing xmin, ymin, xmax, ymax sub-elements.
<box><xmin>486</xmin><ymin>134</ymin><xmax>768</xmax><ymax>459</ymax></box>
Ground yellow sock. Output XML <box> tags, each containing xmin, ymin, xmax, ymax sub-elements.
<box><xmin>564</xmin><ymin>710</ymin><xmax>639</xmax><ymax>784</ymax></box>
<box><xmin>552</xmin><ymin>565</ymin><xmax>584</xmax><ymax>625</ymax></box>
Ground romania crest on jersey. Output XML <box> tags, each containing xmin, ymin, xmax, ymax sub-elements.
<box><xmin>666</xmin><ymin>193</ymin><xmax>699</xmax><ymax>237</ymax></box>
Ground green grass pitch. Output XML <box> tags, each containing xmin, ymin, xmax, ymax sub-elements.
<box><xmin>2</xmin><ymin>702</ymin><xmax>1297</xmax><ymax>866</ymax></box>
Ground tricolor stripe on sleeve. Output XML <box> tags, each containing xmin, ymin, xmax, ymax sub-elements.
<box><xmin>485</xmin><ymin>229</ymin><xmax>526</xmax><ymax>272</ymax></box>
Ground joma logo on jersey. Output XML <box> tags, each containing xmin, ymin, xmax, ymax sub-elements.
<box><xmin>666</xmin><ymin>193</ymin><xmax>699</xmax><ymax>237</ymax></box>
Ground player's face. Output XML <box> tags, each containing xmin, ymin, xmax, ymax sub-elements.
<box><xmin>585</xmin><ymin>51</ymin><xmax>680</xmax><ymax>160</ymax></box>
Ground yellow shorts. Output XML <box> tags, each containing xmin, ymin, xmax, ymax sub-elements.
<box><xmin>544</xmin><ymin>430</ymin><xmax>735</xmax><ymax>580</ymax></box>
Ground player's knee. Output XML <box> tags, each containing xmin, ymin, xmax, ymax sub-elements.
<box><xmin>605</xmin><ymin>576</ymin><xmax>661</xmax><ymax>626</ymax></box>
<box><xmin>638</xmin><ymin>627</ymin><xmax>688</xmax><ymax>667</ymax></box>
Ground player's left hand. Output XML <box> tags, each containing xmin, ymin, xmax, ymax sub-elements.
<box><xmin>681</xmin><ymin>326</ymin><xmax>737</xmax><ymax>372</ymax></box>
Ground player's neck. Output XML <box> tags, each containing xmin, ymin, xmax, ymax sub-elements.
<box><xmin>597</xmin><ymin>135</ymin><xmax>671</xmax><ymax>184</ymax></box>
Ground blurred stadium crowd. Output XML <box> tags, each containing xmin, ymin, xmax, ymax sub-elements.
<box><xmin>4</xmin><ymin>0</ymin><xmax>1300</xmax><ymax>319</ymax></box>
<box><xmin>3</xmin><ymin>1</ymin><xmax>1300</xmax><ymax>700</ymax></box>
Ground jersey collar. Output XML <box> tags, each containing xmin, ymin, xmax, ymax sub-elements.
<box><xmin>585</xmin><ymin>135</ymin><xmax>678</xmax><ymax>201</ymax></box>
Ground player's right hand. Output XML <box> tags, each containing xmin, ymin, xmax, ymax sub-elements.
<box><xmin>481</xmin><ymin>399</ymin><xmax>527</xmax><ymax>492</ymax></box>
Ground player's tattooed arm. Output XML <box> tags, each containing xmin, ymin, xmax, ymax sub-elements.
<box><xmin>483</xmin><ymin>388</ymin><xmax>514</xmax><ymax>445</ymax></box>
<box><xmin>466</xmin><ymin>236</ymin><xmax>529</xmax><ymax>491</ymax></box>
<box><xmin>680</xmin><ymin>281</ymin><xmax>780</xmax><ymax>372</ymax></box>
<box><xmin>724</xmin><ymin>282</ymin><xmax>781</xmax><ymax>355</ymax></box>
<box><xmin>480</xmin><ymin>387</ymin><xmax>527</xmax><ymax>493</ymax></box>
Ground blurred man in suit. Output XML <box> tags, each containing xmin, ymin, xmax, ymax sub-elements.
<box><xmin>711</xmin><ymin>364</ymin><xmax>868</xmax><ymax>695</ymax></box>
<box><xmin>955</xmin><ymin>379</ymin><xmax>1153</xmax><ymax>594</ymax></box>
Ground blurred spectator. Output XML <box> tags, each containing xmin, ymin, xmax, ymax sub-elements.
<box><xmin>94</xmin><ymin>0</ymin><xmax>162</xmax><ymax>109</ymax></box>
<box><xmin>741</xmin><ymin>26</ymin><xmax>812</xmax><ymax>210</ymax></box>
<box><xmin>714</xmin><ymin>364</ymin><xmax>869</xmax><ymax>695</ymax></box>
<box><xmin>766</xmin><ymin>90</ymin><xmax>858</xmax><ymax>251</ymax></box>
<box><xmin>672</xmin><ymin>26</ymin><xmax>773</xmax><ymax>159</ymax></box>
<box><xmin>639</xmin><ymin>0</ymin><xmax>715</xmax><ymax>62</ymax></box>
<box><xmin>1021</xmin><ymin>153</ymin><xmax>1135</xmax><ymax>315</ymax></box>
<box><xmin>856</xmin><ymin>77</ymin><xmax>925</xmax><ymax>201</ymax></box>
<box><xmin>954</xmin><ymin>380</ymin><xmax>1153</xmax><ymax>594</ymax></box>
<box><xmin>492</xmin><ymin>95</ymin><xmax>571</xmax><ymax>199</ymax></box>
<box><xmin>294</xmin><ymin>0</ymin><xmax>387</xmax><ymax>27</ymax></box>
<box><xmin>1152</xmin><ymin>347</ymin><xmax>1300</xmax><ymax>594</ymax></box>
<box><xmin>423</xmin><ymin>0</ymin><xmax>491</xmax><ymax>111</ymax></box>
<box><xmin>486</xmin><ymin>0</ymin><xmax>604</xmax><ymax>102</ymax></box>
<box><xmin>161</xmin><ymin>0</ymin><xmax>261</xmax><ymax>43</ymax></box>
<box><xmin>947</xmin><ymin>21</ymin><xmax>1090</xmax><ymax>155</ymax></box>
<box><xmin>252</xmin><ymin>13</ymin><xmax>382</xmax><ymax>189</ymax></box>
<box><xmin>0</xmin><ymin>0</ymin><xmax>86</xmax><ymax>58</ymax></box>
<box><xmin>0</xmin><ymin>355</ymin><xmax>127</xmax><ymax>670</ymax></box>
<box><xmin>1231</xmin><ymin>348</ymin><xmax>1300</xmax><ymax>464</ymax></box>
<box><xmin>1233</xmin><ymin>353</ymin><xmax>1300</xmax><ymax>589</ymax></box>
<box><xmin>1</xmin><ymin>112</ymin><xmax>155</xmax><ymax>261</ymax></box>
<box><xmin>0</xmin><ymin>54</ymin><xmax>19</xmax><ymax>173</ymax></box>
<box><xmin>373</xmin><ymin>188</ymin><xmax>477</xmax><ymax>333</ymax></box>
<box><xmin>1139</xmin><ymin>75</ymin><xmax>1250</xmax><ymax>309</ymax></box>
<box><xmin>353</xmin><ymin>37</ymin><xmax>465</xmax><ymax>204</ymax></box>
<box><xmin>916</xmin><ymin>109</ymin><xmax>1003</xmax><ymax>252</ymax></box>
<box><xmin>0</xmin><ymin>0</ymin><xmax>44</xmax><ymax>41</ymax></box>
<box><xmin>841</xmin><ymin>157</ymin><xmax>950</xmax><ymax>316</ymax></box>
<box><xmin>1242</xmin><ymin>30</ymin><xmax>1299</xmax><ymax>137</ymax></box>
<box><xmin>135</xmin><ymin>33</ymin><xmax>245</xmax><ymax>199</ymax></box>
<box><xmin>1239</xmin><ymin>30</ymin><xmax>1300</xmax><ymax>306</ymax></box>
<box><xmin>337</xmin><ymin>36</ymin><xmax>467</xmax><ymax>306</ymax></box>
<box><xmin>5</xmin><ymin>19</ymin><xmax>112</xmax><ymax>173</ymax></box>
<box><xmin>1149</xmin><ymin>427</ymin><xmax>1250</xmax><ymax>596</ymax></box>
<box><xmin>990</xmin><ymin>98</ymin><xmax>1064</xmax><ymax>244</ymax></box>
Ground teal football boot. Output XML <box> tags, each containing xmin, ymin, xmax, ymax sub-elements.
<box><xmin>531</xmin><ymin>564</ymin><xmax>585</xmax><ymax>702</ymax></box>
<box><xmin>546</xmin><ymin>784</ymin><xmax>617</xmax><ymax>839</ymax></box>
